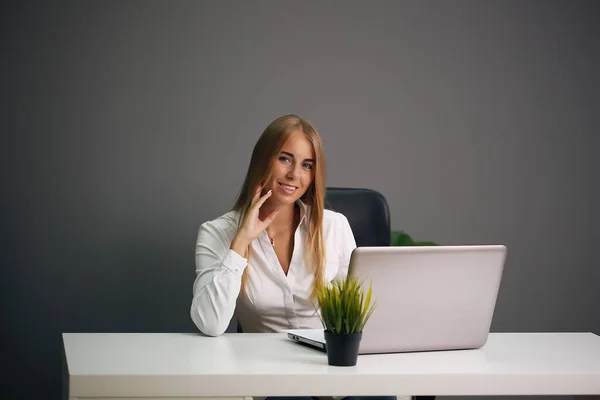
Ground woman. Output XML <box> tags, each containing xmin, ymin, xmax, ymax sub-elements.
<box><xmin>191</xmin><ymin>114</ymin><xmax>356</xmax><ymax>336</ymax></box>
<box><xmin>191</xmin><ymin>115</ymin><xmax>396</xmax><ymax>400</ymax></box>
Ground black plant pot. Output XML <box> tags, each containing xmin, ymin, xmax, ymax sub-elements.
<box><xmin>324</xmin><ymin>331</ymin><xmax>362</xmax><ymax>366</ymax></box>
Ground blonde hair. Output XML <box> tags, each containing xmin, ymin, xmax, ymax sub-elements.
<box><xmin>233</xmin><ymin>114</ymin><xmax>327</xmax><ymax>296</ymax></box>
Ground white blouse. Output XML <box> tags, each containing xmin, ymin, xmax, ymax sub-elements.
<box><xmin>190</xmin><ymin>201</ymin><xmax>356</xmax><ymax>336</ymax></box>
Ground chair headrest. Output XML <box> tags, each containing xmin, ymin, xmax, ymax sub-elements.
<box><xmin>325</xmin><ymin>187</ymin><xmax>391</xmax><ymax>247</ymax></box>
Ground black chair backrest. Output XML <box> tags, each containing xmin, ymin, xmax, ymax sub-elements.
<box><xmin>325</xmin><ymin>187</ymin><xmax>391</xmax><ymax>247</ymax></box>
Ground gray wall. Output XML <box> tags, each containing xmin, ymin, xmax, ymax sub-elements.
<box><xmin>3</xmin><ymin>1</ymin><xmax>599</xmax><ymax>399</ymax></box>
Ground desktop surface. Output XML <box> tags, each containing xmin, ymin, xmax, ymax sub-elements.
<box><xmin>62</xmin><ymin>332</ymin><xmax>600</xmax><ymax>398</ymax></box>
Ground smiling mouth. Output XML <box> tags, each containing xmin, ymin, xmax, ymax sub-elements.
<box><xmin>278</xmin><ymin>182</ymin><xmax>298</xmax><ymax>193</ymax></box>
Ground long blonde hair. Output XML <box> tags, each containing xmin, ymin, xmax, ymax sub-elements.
<box><xmin>233</xmin><ymin>114</ymin><xmax>327</xmax><ymax>295</ymax></box>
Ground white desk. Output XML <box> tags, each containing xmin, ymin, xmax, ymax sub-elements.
<box><xmin>62</xmin><ymin>332</ymin><xmax>600</xmax><ymax>400</ymax></box>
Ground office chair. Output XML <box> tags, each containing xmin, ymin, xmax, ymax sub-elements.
<box><xmin>324</xmin><ymin>187</ymin><xmax>391</xmax><ymax>247</ymax></box>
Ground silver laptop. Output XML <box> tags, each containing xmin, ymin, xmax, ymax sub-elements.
<box><xmin>287</xmin><ymin>245</ymin><xmax>507</xmax><ymax>354</ymax></box>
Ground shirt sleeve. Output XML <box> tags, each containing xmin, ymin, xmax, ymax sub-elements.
<box><xmin>335</xmin><ymin>213</ymin><xmax>357</xmax><ymax>280</ymax></box>
<box><xmin>190</xmin><ymin>220</ymin><xmax>248</xmax><ymax>336</ymax></box>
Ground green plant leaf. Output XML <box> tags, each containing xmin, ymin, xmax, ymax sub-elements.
<box><xmin>390</xmin><ymin>230</ymin><xmax>415</xmax><ymax>246</ymax></box>
<box><xmin>391</xmin><ymin>230</ymin><xmax>439</xmax><ymax>246</ymax></box>
<box><xmin>316</xmin><ymin>275</ymin><xmax>377</xmax><ymax>334</ymax></box>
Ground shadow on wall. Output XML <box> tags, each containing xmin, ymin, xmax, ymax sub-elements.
<box><xmin>15</xmin><ymin>238</ymin><xmax>201</xmax><ymax>399</ymax></box>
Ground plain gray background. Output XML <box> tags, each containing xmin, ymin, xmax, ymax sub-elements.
<box><xmin>2</xmin><ymin>1</ymin><xmax>599</xmax><ymax>399</ymax></box>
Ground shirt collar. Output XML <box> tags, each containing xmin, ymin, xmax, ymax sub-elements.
<box><xmin>295</xmin><ymin>199</ymin><xmax>309</xmax><ymax>225</ymax></box>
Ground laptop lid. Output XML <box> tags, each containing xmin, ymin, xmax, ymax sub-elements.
<box><xmin>287</xmin><ymin>245</ymin><xmax>506</xmax><ymax>354</ymax></box>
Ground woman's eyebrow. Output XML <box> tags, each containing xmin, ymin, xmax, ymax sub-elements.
<box><xmin>281</xmin><ymin>151</ymin><xmax>315</xmax><ymax>163</ymax></box>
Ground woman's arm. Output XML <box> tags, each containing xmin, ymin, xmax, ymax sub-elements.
<box><xmin>190</xmin><ymin>221</ymin><xmax>247</xmax><ymax>337</ymax></box>
<box><xmin>190</xmin><ymin>189</ymin><xmax>279</xmax><ymax>336</ymax></box>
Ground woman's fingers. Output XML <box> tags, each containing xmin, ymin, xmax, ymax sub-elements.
<box><xmin>251</xmin><ymin>186</ymin><xmax>262</xmax><ymax>205</ymax></box>
<box><xmin>240</xmin><ymin>188</ymin><xmax>274</xmax><ymax>239</ymax></box>
<box><xmin>255</xmin><ymin>189</ymin><xmax>272</xmax><ymax>209</ymax></box>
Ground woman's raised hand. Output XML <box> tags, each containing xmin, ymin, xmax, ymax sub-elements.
<box><xmin>230</xmin><ymin>188</ymin><xmax>278</xmax><ymax>257</ymax></box>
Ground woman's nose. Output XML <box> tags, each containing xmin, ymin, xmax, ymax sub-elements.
<box><xmin>286</xmin><ymin>163</ymin><xmax>300</xmax><ymax>178</ymax></box>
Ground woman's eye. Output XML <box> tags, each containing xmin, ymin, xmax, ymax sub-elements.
<box><xmin>278</xmin><ymin>156</ymin><xmax>290</xmax><ymax>163</ymax></box>
<box><xmin>303</xmin><ymin>163</ymin><xmax>313</xmax><ymax>170</ymax></box>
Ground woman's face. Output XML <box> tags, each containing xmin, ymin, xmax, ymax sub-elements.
<box><xmin>265</xmin><ymin>130</ymin><xmax>316</xmax><ymax>207</ymax></box>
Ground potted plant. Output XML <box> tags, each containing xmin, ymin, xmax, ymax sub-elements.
<box><xmin>315</xmin><ymin>275</ymin><xmax>376</xmax><ymax>366</ymax></box>
<box><xmin>391</xmin><ymin>230</ymin><xmax>439</xmax><ymax>246</ymax></box>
